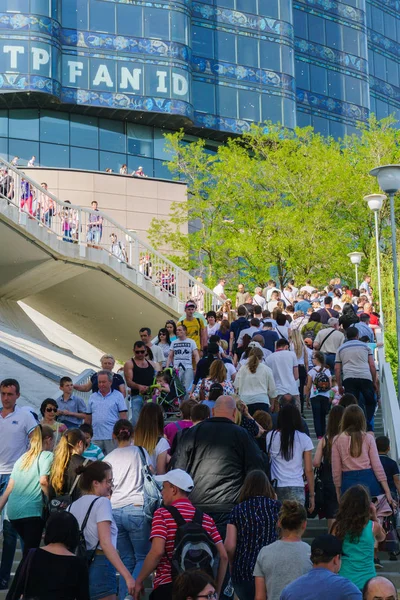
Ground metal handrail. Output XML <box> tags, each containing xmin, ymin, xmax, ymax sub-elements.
<box><xmin>52</xmin><ymin>368</ymin><xmax>96</xmax><ymax>406</ymax></box>
<box><xmin>0</xmin><ymin>157</ymin><xmax>221</xmax><ymax>311</ymax></box>
<box><xmin>376</xmin><ymin>330</ymin><xmax>400</xmax><ymax>462</ymax></box>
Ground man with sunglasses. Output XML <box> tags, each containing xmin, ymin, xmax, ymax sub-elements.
<box><xmin>124</xmin><ymin>341</ymin><xmax>159</xmax><ymax>425</ymax></box>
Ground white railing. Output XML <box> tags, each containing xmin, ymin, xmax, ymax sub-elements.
<box><xmin>376</xmin><ymin>330</ymin><xmax>400</xmax><ymax>462</ymax></box>
<box><xmin>0</xmin><ymin>157</ymin><xmax>221</xmax><ymax>312</ymax></box>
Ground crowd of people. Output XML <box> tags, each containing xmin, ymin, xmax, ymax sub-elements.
<box><xmin>0</xmin><ymin>274</ymin><xmax>399</xmax><ymax>600</ymax></box>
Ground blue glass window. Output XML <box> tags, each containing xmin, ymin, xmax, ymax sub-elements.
<box><xmin>172</xmin><ymin>68</ymin><xmax>190</xmax><ymax>102</ymax></box>
<box><xmin>260</xmin><ymin>40</ymin><xmax>280</xmax><ymax>70</ymax></box>
<box><xmin>127</xmin><ymin>124</ymin><xmax>153</xmax><ymax>157</ymax></box>
<box><xmin>90</xmin><ymin>59</ymin><xmax>116</xmax><ymax>92</ymax></box>
<box><xmin>239</xmin><ymin>90</ymin><xmax>259</xmax><ymax>121</ymax></box>
<box><xmin>127</xmin><ymin>155</ymin><xmax>153</xmax><ymax>177</ymax></box>
<box><xmin>329</xmin><ymin>121</ymin><xmax>345</xmax><ymax>140</ymax></box>
<box><xmin>261</xmin><ymin>94</ymin><xmax>282</xmax><ymax>123</ymax></box>
<box><xmin>192</xmin><ymin>25</ymin><xmax>214</xmax><ymax>58</ymax></box>
<box><xmin>62</xmin><ymin>0</ymin><xmax>88</xmax><ymax>29</ymax></box>
<box><xmin>327</xmin><ymin>71</ymin><xmax>344</xmax><ymax>99</ymax></box>
<box><xmin>373</xmin><ymin>52</ymin><xmax>385</xmax><ymax>77</ymax></box>
<box><xmin>258</xmin><ymin>0</ymin><xmax>278</xmax><ymax>17</ymax></box>
<box><xmin>154</xmin><ymin>159</ymin><xmax>171</xmax><ymax>180</ymax></box>
<box><xmin>293</xmin><ymin>9</ymin><xmax>307</xmax><ymax>38</ymax></box>
<box><xmin>237</xmin><ymin>36</ymin><xmax>258</xmax><ymax>68</ymax></box>
<box><xmin>216</xmin><ymin>0</ymin><xmax>233</xmax><ymax>7</ymax></box>
<box><xmin>30</xmin><ymin>42</ymin><xmax>51</xmax><ymax>77</ymax></box>
<box><xmin>279</xmin><ymin>0</ymin><xmax>291</xmax><ymax>22</ymax></box>
<box><xmin>30</xmin><ymin>0</ymin><xmax>50</xmax><ymax>15</ymax></box>
<box><xmin>4</xmin><ymin>0</ymin><xmax>29</xmax><ymax>11</ymax></box>
<box><xmin>386</xmin><ymin>58</ymin><xmax>399</xmax><ymax>88</ymax></box>
<box><xmin>9</xmin><ymin>139</ymin><xmax>39</xmax><ymax>164</ymax></box>
<box><xmin>295</xmin><ymin>60</ymin><xmax>309</xmax><ymax>90</ymax></box>
<box><xmin>99</xmin><ymin>119</ymin><xmax>125</xmax><ymax>153</ymax></box>
<box><xmin>215</xmin><ymin>30</ymin><xmax>236</xmax><ymax>63</ymax></box>
<box><xmin>283</xmin><ymin>98</ymin><xmax>295</xmax><ymax>128</ymax></box>
<box><xmin>144</xmin><ymin>65</ymin><xmax>171</xmax><ymax>98</ymax></box>
<box><xmin>237</xmin><ymin>0</ymin><xmax>256</xmax><ymax>13</ymax></box>
<box><xmin>70</xmin><ymin>114</ymin><xmax>98</xmax><ymax>149</ymax></box>
<box><xmin>384</xmin><ymin>11</ymin><xmax>396</xmax><ymax>41</ymax></box>
<box><xmin>0</xmin><ymin>138</ymin><xmax>7</xmax><ymax>160</ymax></box>
<box><xmin>193</xmin><ymin>81</ymin><xmax>215</xmax><ymax>113</ymax></box>
<box><xmin>312</xmin><ymin>116</ymin><xmax>329</xmax><ymax>136</ymax></box>
<box><xmin>308</xmin><ymin>15</ymin><xmax>325</xmax><ymax>45</ymax></box>
<box><xmin>217</xmin><ymin>86</ymin><xmax>237</xmax><ymax>118</ymax></box>
<box><xmin>40</xmin><ymin>111</ymin><xmax>69</xmax><ymax>144</ymax></box>
<box><xmin>371</xmin><ymin>6</ymin><xmax>384</xmax><ymax>34</ymax></box>
<box><xmin>89</xmin><ymin>0</ymin><xmax>115</xmax><ymax>33</ymax></box>
<box><xmin>144</xmin><ymin>7</ymin><xmax>169</xmax><ymax>39</ymax></box>
<box><xmin>310</xmin><ymin>64</ymin><xmax>327</xmax><ymax>95</ymax></box>
<box><xmin>297</xmin><ymin>112</ymin><xmax>311</xmax><ymax>128</ymax></box>
<box><xmin>0</xmin><ymin>110</ymin><xmax>8</xmax><ymax>137</ymax></box>
<box><xmin>325</xmin><ymin>20</ymin><xmax>342</xmax><ymax>50</ymax></box>
<box><xmin>170</xmin><ymin>11</ymin><xmax>188</xmax><ymax>44</ymax></box>
<box><xmin>341</xmin><ymin>25</ymin><xmax>360</xmax><ymax>55</ymax></box>
<box><xmin>99</xmin><ymin>151</ymin><xmax>126</xmax><ymax>173</ymax></box>
<box><xmin>281</xmin><ymin>45</ymin><xmax>293</xmax><ymax>75</ymax></box>
<box><xmin>376</xmin><ymin>99</ymin><xmax>389</xmax><ymax>119</ymax></box>
<box><xmin>116</xmin><ymin>4</ymin><xmax>142</xmax><ymax>37</ymax></box>
<box><xmin>40</xmin><ymin>142</ymin><xmax>69</xmax><ymax>167</ymax></box>
<box><xmin>154</xmin><ymin>129</ymin><xmax>173</xmax><ymax>161</ymax></box>
<box><xmin>9</xmin><ymin>109</ymin><xmax>39</xmax><ymax>141</ymax></box>
<box><xmin>71</xmin><ymin>146</ymin><xmax>98</xmax><ymax>170</ymax></box>
<box><xmin>345</xmin><ymin>76</ymin><xmax>361</xmax><ymax>105</ymax></box>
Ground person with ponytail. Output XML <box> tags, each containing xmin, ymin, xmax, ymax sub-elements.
<box><xmin>49</xmin><ymin>428</ymin><xmax>87</xmax><ymax>503</ymax></box>
<box><xmin>254</xmin><ymin>500</ymin><xmax>311</xmax><ymax>600</ymax></box>
<box><xmin>106</xmin><ymin>419</ymin><xmax>151</xmax><ymax>600</ymax></box>
<box><xmin>0</xmin><ymin>425</ymin><xmax>54</xmax><ymax>556</ymax></box>
<box><xmin>234</xmin><ymin>347</ymin><xmax>277</xmax><ymax>415</ymax></box>
<box><xmin>68</xmin><ymin>460</ymin><xmax>135</xmax><ymax>600</ymax></box>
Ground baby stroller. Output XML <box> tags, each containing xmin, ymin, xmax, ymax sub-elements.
<box><xmin>145</xmin><ymin>367</ymin><xmax>186</xmax><ymax>418</ymax></box>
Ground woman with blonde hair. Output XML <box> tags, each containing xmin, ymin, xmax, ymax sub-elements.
<box><xmin>234</xmin><ymin>347</ymin><xmax>277</xmax><ymax>414</ymax></box>
<box><xmin>133</xmin><ymin>403</ymin><xmax>169</xmax><ymax>474</ymax></box>
<box><xmin>0</xmin><ymin>425</ymin><xmax>54</xmax><ymax>556</ymax></box>
<box><xmin>290</xmin><ymin>329</ymin><xmax>309</xmax><ymax>416</ymax></box>
<box><xmin>49</xmin><ymin>428</ymin><xmax>87</xmax><ymax>503</ymax></box>
<box><xmin>193</xmin><ymin>359</ymin><xmax>235</xmax><ymax>404</ymax></box>
<box><xmin>332</xmin><ymin>405</ymin><xmax>394</xmax><ymax>505</ymax></box>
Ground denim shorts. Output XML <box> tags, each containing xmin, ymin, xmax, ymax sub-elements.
<box><xmin>276</xmin><ymin>486</ymin><xmax>305</xmax><ymax>504</ymax></box>
<box><xmin>89</xmin><ymin>552</ymin><xmax>117</xmax><ymax>600</ymax></box>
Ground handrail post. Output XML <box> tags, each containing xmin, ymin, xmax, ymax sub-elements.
<box><xmin>134</xmin><ymin>238</ymin><xmax>139</xmax><ymax>271</ymax></box>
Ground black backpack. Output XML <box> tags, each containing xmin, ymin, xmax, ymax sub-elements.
<box><xmin>165</xmin><ymin>505</ymin><xmax>217</xmax><ymax>579</ymax></box>
<box><xmin>208</xmin><ymin>382</ymin><xmax>224</xmax><ymax>401</ymax></box>
<box><xmin>314</xmin><ymin>368</ymin><xmax>331</xmax><ymax>393</ymax></box>
<box><xmin>70</xmin><ymin>496</ymin><xmax>101</xmax><ymax>566</ymax></box>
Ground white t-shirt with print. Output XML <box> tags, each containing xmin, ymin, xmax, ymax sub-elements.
<box><xmin>69</xmin><ymin>495</ymin><xmax>118</xmax><ymax>550</ymax></box>
<box><xmin>170</xmin><ymin>338</ymin><xmax>197</xmax><ymax>369</ymax></box>
<box><xmin>266</xmin><ymin>430</ymin><xmax>314</xmax><ymax>487</ymax></box>
<box><xmin>308</xmin><ymin>367</ymin><xmax>331</xmax><ymax>398</ymax></box>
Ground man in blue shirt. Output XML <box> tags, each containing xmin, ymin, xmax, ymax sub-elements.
<box><xmin>295</xmin><ymin>292</ymin><xmax>312</xmax><ymax>314</ymax></box>
<box><xmin>280</xmin><ymin>534</ymin><xmax>362</xmax><ymax>600</ymax></box>
<box><xmin>255</xmin><ymin>322</ymin><xmax>279</xmax><ymax>353</ymax></box>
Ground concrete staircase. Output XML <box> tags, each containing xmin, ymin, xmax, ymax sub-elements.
<box><xmin>303</xmin><ymin>407</ymin><xmax>400</xmax><ymax>589</ymax></box>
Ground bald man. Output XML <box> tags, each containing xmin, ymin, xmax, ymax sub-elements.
<box><xmin>363</xmin><ymin>576</ymin><xmax>396</xmax><ymax>600</ymax></box>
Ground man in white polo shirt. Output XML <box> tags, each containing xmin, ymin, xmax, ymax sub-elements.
<box><xmin>0</xmin><ymin>378</ymin><xmax>38</xmax><ymax>590</ymax></box>
<box><xmin>266</xmin><ymin>339</ymin><xmax>300</xmax><ymax>411</ymax></box>
<box><xmin>85</xmin><ymin>370</ymin><xmax>127</xmax><ymax>455</ymax></box>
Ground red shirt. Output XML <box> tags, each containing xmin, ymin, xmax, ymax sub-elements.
<box><xmin>150</xmin><ymin>498</ymin><xmax>222</xmax><ymax>588</ymax></box>
<box><xmin>362</xmin><ymin>312</ymin><xmax>379</xmax><ymax>326</ymax></box>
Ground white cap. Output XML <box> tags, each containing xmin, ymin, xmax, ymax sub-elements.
<box><xmin>154</xmin><ymin>469</ymin><xmax>194</xmax><ymax>492</ymax></box>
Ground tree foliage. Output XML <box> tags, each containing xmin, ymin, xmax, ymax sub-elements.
<box><xmin>149</xmin><ymin>117</ymin><xmax>400</xmax><ymax>289</ymax></box>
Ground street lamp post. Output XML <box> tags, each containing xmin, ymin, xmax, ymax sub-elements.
<box><xmin>370</xmin><ymin>165</ymin><xmax>400</xmax><ymax>401</ymax></box>
<box><xmin>348</xmin><ymin>251</ymin><xmax>364</xmax><ymax>288</ymax></box>
<box><xmin>364</xmin><ymin>193</ymin><xmax>386</xmax><ymax>328</ymax></box>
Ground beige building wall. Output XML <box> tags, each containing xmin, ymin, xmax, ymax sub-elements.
<box><xmin>22</xmin><ymin>168</ymin><xmax>187</xmax><ymax>251</ymax></box>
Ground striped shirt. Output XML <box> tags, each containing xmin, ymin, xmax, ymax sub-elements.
<box><xmin>229</xmin><ymin>496</ymin><xmax>281</xmax><ymax>581</ymax></box>
<box><xmin>82</xmin><ymin>442</ymin><xmax>104</xmax><ymax>461</ymax></box>
<box><xmin>335</xmin><ymin>340</ymin><xmax>373</xmax><ymax>381</ymax></box>
<box><xmin>150</xmin><ymin>498</ymin><xmax>222</xmax><ymax>588</ymax></box>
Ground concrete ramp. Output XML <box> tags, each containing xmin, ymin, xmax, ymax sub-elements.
<box><xmin>0</xmin><ymin>198</ymin><xmax>180</xmax><ymax>358</ymax></box>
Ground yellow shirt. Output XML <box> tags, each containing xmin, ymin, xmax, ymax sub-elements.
<box><xmin>181</xmin><ymin>317</ymin><xmax>205</xmax><ymax>350</ymax></box>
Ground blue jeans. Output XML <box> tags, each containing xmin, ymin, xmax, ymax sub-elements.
<box><xmin>130</xmin><ymin>395</ymin><xmax>144</xmax><ymax>427</ymax></box>
<box><xmin>89</xmin><ymin>552</ymin><xmax>117</xmax><ymax>600</ymax></box>
<box><xmin>179</xmin><ymin>367</ymin><xmax>194</xmax><ymax>399</ymax></box>
<box><xmin>233</xmin><ymin>580</ymin><xmax>255</xmax><ymax>600</ymax></box>
<box><xmin>0</xmin><ymin>475</ymin><xmax>17</xmax><ymax>586</ymax></box>
<box><xmin>87</xmin><ymin>226</ymin><xmax>102</xmax><ymax>245</ymax></box>
<box><xmin>112</xmin><ymin>505</ymin><xmax>150</xmax><ymax>599</ymax></box>
<box><xmin>310</xmin><ymin>395</ymin><xmax>330</xmax><ymax>438</ymax></box>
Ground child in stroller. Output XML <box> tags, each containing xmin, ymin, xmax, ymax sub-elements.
<box><xmin>146</xmin><ymin>368</ymin><xmax>186</xmax><ymax>417</ymax></box>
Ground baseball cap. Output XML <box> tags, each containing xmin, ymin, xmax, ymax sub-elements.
<box><xmin>185</xmin><ymin>301</ymin><xmax>196</xmax><ymax>309</ymax></box>
<box><xmin>311</xmin><ymin>534</ymin><xmax>347</xmax><ymax>559</ymax></box>
<box><xmin>154</xmin><ymin>469</ymin><xmax>194</xmax><ymax>492</ymax></box>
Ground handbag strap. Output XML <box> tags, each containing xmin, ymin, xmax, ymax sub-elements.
<box><xmin>267</xmin><ymin>430</ymin><xmax>276</xmax><ymax>456</ymax></box>
<box><xmin>319</xmin><ymin>328</ymin><xmax>335</xmax><ymax>351</ymax></box>
<box><xmin>137</xmin><ymin>446</ymin><xmax>149</xmax><ymax>470</ymax></box>
<box><xmin>69</xmin><ymin>458</ymin><xmax>89</xmax><ymax>496</ymax></box>
<box><xmin>80</xmin><ymin>496</ymin><xmax>101</xmax><ymax>535</ymax></box>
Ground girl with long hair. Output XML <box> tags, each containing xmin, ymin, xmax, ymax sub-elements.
<box><xmin>267</xmin><ymin>404</ymin><xmax>314</xmax><ymax>508</ymax></box>
<box><xmin>313</xmin><ymin>405</ymin><xmax>344</xmax><ymax>531</ymax></box>
<box><xmin>155</xmin><ymin>328</ymin><xmax>171</xmax><ymax>367</ymax></box>
<box><xmin>254</xmin><ymin>500</ymin><xmax>311</xmax><ymax>600</ymax></box>
<box><xmin>216</xmin><ymin>319</ymin><xmax>230</xmax><ymax>343</ymax></box>
<box><xmin>289</xmin><ymin>329</ymin><xmax>309</xmax><ymax>416</ymax></box>
<box><xmin>68</xmin><ymin>461</ymin><xmax>135</xmax><ymax>600</ymax></box>
<box><xmin>106</xmin><ymin>420</ymin><xmax>151</xmax><ymax>599</ymax></box>
<box><xmin>332</xmin><ymin>485</ymin><xmax>385</xmax><ymax>590</ymax></box>
<box><xmin>133</xmin><ymin>403</ymin><xmax>169</xmax><ymax>474</ymax></box>
<box><xmin>331</xmin><ymin>405</ymin><xmax>394</xmax><ymax>505</ymax></box>
<box><xmin>193</xmin><ymin>359</ymin><xmax>235</xmax><ymax>405</ymax></box>
<box><xmin>225</xmin><ymin>470</ymin><xmax>280</xmax><ymax>600</ymax></box>
<box><xmin>304</xmin><ymin>351</ymin><xmax>332</xmax><ymax>439</ymax></box>
<box><xmin>0</xmin><ymin>425</ymin><xmax>54</xmax><ymax>556</ymax></box>
<box><xmin>165</xmin><ymin>320</ymin><xmax>177</xmax><ymax>341</ymax></box>
<box><xmin>234</xmin><ymin>347</ymin><xmax>277</xmax><ymax>415</ymax></box>
<box><xmin>49</xmin><ymin>428</ymin><xmax>87</xmax><ymax>502</ymax></box>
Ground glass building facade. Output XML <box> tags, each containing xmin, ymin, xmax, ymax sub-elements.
<box><xmin>0</xmin><ymin>0</ymin><xmax>397</xmax><ymax>175</ymax></box>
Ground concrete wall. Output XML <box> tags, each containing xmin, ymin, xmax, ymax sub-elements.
<box><xmin>22</xmin><ymin>168</ymin><xmax>187</xmax><ymax>251</ymax></box>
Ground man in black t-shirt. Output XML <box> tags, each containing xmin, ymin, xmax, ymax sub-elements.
<box><xmin>318</xmin><ymin>296</ymin><xmax>340</xmax><ymax>325</ymax></box>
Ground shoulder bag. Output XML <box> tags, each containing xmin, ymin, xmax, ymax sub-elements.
<box><xmin>137</xmin><ymin>446</ymin><xmax>162</xmax><ymax>522</ymax></box>
<box><xmin>49</xmin><ymin>458</ymin><xmax>89</xmax><ymax>513</ymax></box>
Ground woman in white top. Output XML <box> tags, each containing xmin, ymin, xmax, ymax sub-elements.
<box><xmin>133</xmin><ymin>403</ymin><xmax>169</xmax><ymax>474</ymax></box>
<box><xmin>106</xmin><ymin>419</ymin><xmax>151</xmax><ymax>600</ymax></box>
<box><xmin>68</xmin><ymin>460</ymin><xmax>135</xmax><ymax>600</ymax></box>
<box><xmin>289</xmin><ymin>330</ymin><xmax>309</xmax><ymax>417</ymax></box>
<box><xmin>266</xmin><ymin>404</ymin><xmax>314</xmax><ymax>510</ymax></box>
<box><xmin>234</xmin><ymin>348</ymin><xmax>277</xmax><ymax>415</ymax></box>
<box><xmin>304</xmin><ymin>351</ymin><xmax>332</xmax><ymax>440</ymax></box>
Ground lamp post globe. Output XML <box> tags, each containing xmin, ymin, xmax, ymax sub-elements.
<box><xmin>364</xmin><ymin>194</ymin><xmax>385</xmax><ymax>329</ymax></box>
<box><xmin>347</xmin><ymin>252</ymin><xmax>363</xmax><ymax>289</ymax></box>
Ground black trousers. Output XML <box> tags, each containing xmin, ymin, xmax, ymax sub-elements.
<box><xmin>150</xmin><ymin>583</ymin><xmax>173</xmax><ymax>600</ymax></box>
<box><xmin>10</xmin><ymin>517</ymin><xmax>44</xmax><ymax>558</ymax></box>
<box><xmin>343</xmin><ymin>377</ymin><xmax>376</xmax><ymax>431</ymax></box>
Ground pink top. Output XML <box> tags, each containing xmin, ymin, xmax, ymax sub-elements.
<box><xmin>163</xmin><ymin>420</ymin><xmax>192</xmax><ymax>448</ymax></box>
<box><xmin>331</xmin><ymin>432</ymin><xmax>387</xmax><ymax>488</ymax></box>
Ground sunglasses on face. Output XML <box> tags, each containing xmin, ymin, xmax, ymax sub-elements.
<box><xmin>46</xmin><ymin>407</ymin><xmax>57</xmax><ymax>413</ymax></box>
<box><xmin>135</xmin><ymin>350</ymin><xmax>146</xmax><ymax>354</ymax></box>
